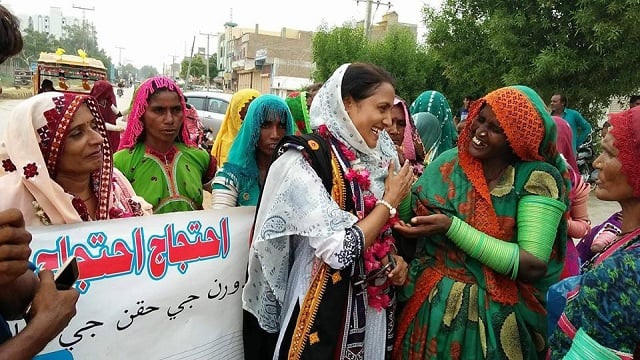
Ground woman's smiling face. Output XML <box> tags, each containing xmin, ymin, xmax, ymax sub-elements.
<box><xmin>345</xmin><ymin>82</ymin><xmax>395</xmax><ymax>148</ymax></box>
<box><xmin>468</xmin><ymin>104</ymin><xmax>512</xmax><ymax>161</ymax></box>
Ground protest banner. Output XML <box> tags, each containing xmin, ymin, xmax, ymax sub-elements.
<box><xmin>10</xmin><ymin>207</ymin><xmax>255</xmax><ymax>360</ymax></box>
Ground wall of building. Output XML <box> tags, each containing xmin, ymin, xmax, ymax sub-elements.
<box><xmin>17</xmin><ymin>7</ymin><xmax>82</xmax><ymax>39</ymax></box>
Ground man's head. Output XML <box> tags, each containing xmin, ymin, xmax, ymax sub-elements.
<box><xmin>550</xmin><ymin>93</ymin><xmax>567</xmax><ymax>114</ymax></box>
<box><xmin>463</xmin><ymin>95</ymin><xmax>474</xmax><ymax>108</ymax></box>
<box><xmin>40</xmin><ymin>79</ymin><xmax>54</xmax><ymax>92</ymax></box>
<box><xmin>630</xmin><ymin>95</ymin><xmax>640</xmax><ymax>108</ymax></box>
<box><xmin>0</xmin><ymin>5</ymin><xmax>23</xmax><ymax>65</ymax></box>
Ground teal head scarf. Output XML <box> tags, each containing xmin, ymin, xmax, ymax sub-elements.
<box><xmin>224</xmin><ymin>94</ymin><xmax>296</xmax><ymax>188</ymax></box>
<box><xmin>409</xmin><ymin>91</ymin><xmax>458</xmax><ymax>163</ymax></box>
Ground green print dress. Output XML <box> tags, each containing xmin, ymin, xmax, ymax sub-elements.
<box><xmin>114</xmin><ymin>143</ymin><xmax>211</xmax><ymax>214</ymax></box>
<box><xmin>396</xmin><ymin>148</ymin><xmax>567</xmax><ymax>359</ymax></box>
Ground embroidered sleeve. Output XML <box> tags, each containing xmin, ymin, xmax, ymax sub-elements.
<box><xmin>308</xmin><ymin>225</ymin><xmax>364</xmax><ymax>269</ymax></box>
<box><xmin>521</xmin><ymin>162</ymin><xmax>564</xmax><ymax>200</ymax></box>
<box><xmin>334</xmin><ymin>225</ymin><xmax>364</xmax><ymax>267</ymax></box>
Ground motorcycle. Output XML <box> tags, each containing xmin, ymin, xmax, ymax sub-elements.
<box><xmin>576</xmin><ymin>131</ymin><xmax>598</xmax><ymax>185</ymax></box>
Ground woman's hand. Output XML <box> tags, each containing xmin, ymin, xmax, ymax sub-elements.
<box><xmin>383</xmin><ymin>160</ymin><xmax>413</xmax><ymax>208</ymax></box>
<box><xmin>385</xmin><ymin>254</ymin><xmax>408</xmax><ymax>286</ymax></box>
<box><xmin>393</xmin><ymin>214</ymin><xmax>452</xmax><ymax>238</ymax></box>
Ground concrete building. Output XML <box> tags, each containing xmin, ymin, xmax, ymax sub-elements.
<box><xmin>16</xmin><ymin>7</ymin><xmax>83</xmax><ymax>40</ymax></box>
<box><xmin>217</xmin><ymin>25</ymin><xmax>314</xmax><ymax>96</ymax></box>
<box><xmin>215</xmin><ymin>11</ymin><xmax>416</xmax><ymax>96</ymax></box>
<box><xmin>359</xmin><ymin>11</ymin><xmax>418</xmax><ymax>42</ymax></box>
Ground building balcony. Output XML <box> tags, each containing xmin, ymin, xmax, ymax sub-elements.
<box><xmin>231</xmin><ymin>59</ymin><xmax>245</xmax><ymax>69</ymax></box>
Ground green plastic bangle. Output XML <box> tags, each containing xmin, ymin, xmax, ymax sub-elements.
<box><xmin>517</xmin><ymin>195</ymin><xmax>567</xmax><ymax>263</ymax></box>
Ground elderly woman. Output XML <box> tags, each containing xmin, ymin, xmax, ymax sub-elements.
<box><xmin>211</xmin><ymin>94</ymin><xmax>295</xmax><ymax>208</ymax></box>
<box><xmin>387</xmin><ymin>96</ymin><xmax>425</xmax><ymax>176</ymax></box>
<box><xmin>210</xmin><ymin>88</ymin><xmax>260</xmax><ymax>166</ymax></box>
<box><xmin>0</xmin><ymin>92</ymin><xmax>150</xmax><ymax>225</ymax></box>
<box><xmin>243</xmin><ymin>63</ymin><xmax>414</xmax><ymax>359</ymax></box>
<box><xmin>114</xmin><ymin>76</ymin><xmax>216</xmax><ymax>214</ymax></box>
<box><xmin>548</xmin><ymin>106</ymin><xmax>640</xmax><ymax>359</ymax></box>
<box><xmin>394</xmin><ymin>86</ymin><xmax>570</xmax><ymax>359</ymax></box>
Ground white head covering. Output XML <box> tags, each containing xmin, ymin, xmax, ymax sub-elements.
<box><xmin>0</xmin><ymin>92</ymin><xmax>150</xmax><ymax>226</ymax></box>
<box><xmin>243</xmin><ymin>63</ymin><xmax>399</xmax><ymax>333</ymax></box>
<box><xmin>310</xmin><ymin>63</ymin><xmax>399</xmax><ymax>197</ymax></box>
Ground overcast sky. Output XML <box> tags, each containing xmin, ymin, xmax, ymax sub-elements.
<box><xmin>3</xmin><ymin>0</ymin><xmax>441</xmax><ymax>71</ymax></box>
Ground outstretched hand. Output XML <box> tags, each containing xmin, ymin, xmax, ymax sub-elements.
<box><xmin>393</xmin><ymin>214</ymin><xmax>452</xmax><ymax>238</ymax></box>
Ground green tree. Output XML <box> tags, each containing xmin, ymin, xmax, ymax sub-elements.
<box><xmin>425</xmin><ymin>0</ymin><xmax>640</xmax><ymax>123</ymax></box>
<box><xmin>119</xmin><ymin>63</ymin><xmax>139</xmax><ymax>81</ymax></box>
<box><xmin>366</xmin><ymin>27</ymin><xmax>439</xmax><ymax>104</ymax></box>
<box><xmin>180</xmin><ymin>55</ymin><xmax>206</xmax><ymax>80</ymax></box>
<box><xmin>310</xmin><ymin>23</ymin><xmax>455</xmax><ymax>107</ymax></box>
<box><xmin>208</xmin><ymin>54</ymin><xmax>219</xmax><ymax>80</ymax></box>
<box><xmin>311</xmin><ymin>23</ymin><xmax>367</xmax><ymax>81</ymax></box>
<box><xmin>56</xmin><ymin>23</ymin><xmax>113</xmax><ymax>71</ymax></box>
<box><xmin>19</xmin><ymin>27</ymin><xmax>57</xmax><ymax>67</ymax></box>
<box><xmin>139</xmin><ymin>65</ymin><xmax>159</xmax><ymax>79</ymax></box>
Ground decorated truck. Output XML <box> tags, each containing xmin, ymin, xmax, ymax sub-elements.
<box><xmin>32</xmin><ymin>50</ymin><xmax>107</xmax><ymax>95</ymax></box>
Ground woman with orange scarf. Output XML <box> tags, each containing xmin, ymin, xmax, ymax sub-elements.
<box><xmin>393</xmin><ymin>86</ymin><xmax>570</xmax><ymax>359</ymax></box>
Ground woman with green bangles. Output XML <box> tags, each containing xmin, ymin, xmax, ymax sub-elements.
<box><xmin>211</xmin><ymin>94</ymin><xmax>295</xmax><ymax>208</ymax></box>
<box><xmin>393</xmin><ymin>86</ymin><xmax>570</xmax><ymax>359</ymax></box>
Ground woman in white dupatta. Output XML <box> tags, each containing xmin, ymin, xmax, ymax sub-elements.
<box><xmin>243</xmin><ymin>63</ymin><xmax>413</xmax><ymax>359</ymax></box>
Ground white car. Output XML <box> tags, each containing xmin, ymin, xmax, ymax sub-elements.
<box><xmin>183</xmin><ymin>91</ymin><xmax>232</xmax><ymax>138</ymax></box>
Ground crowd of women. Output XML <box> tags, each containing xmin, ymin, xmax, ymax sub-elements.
<box><xmin>1</xmin><ymin>56</ymin><xmax>639</xmax><ymax>358</ymax></box>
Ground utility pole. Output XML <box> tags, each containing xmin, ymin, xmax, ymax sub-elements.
<box><xmin>356</xmin><ymin>0</ymin><xmax>392</xmax><ymax>39</ymax></box>
<box><xmin>185</xmin><ymin>36</ymin><xmax>196</xmax><ymax>89</ymax></box>
<box><xmin>169</xmin><ymin>54</ymin><xmax>179</xmax><ymax>80</ymax></box>
<box><xmin>200</xmin><ymin>32</ymin><xmax>216</xmax><ymax>89</ymax></box>
<box><xmin>72</xmin><ymin>4</ymin><xmax>95</xmax><ymax>50</ymax></box>
<box><xmin>115</xmin><ymin>46</ymin><xmax>125</xmax><ymax>67</ymax></box>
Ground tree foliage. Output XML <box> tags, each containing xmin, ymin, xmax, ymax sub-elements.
<box><xmin>310</xmin><ymin>22</ymin><xmax>466</xmax><ymax>107</ymax></box>
<box><xmin>19</xmin><ymin>22</ymin><xmax>160</xmax><ymax>82</ymax></box>
<box><xmin>56</xmin><ymin>23</ymin><xmax>113</xmax><ymax>72</ymax></box>
<box><xmin>426</xmin><ymin>0</ymin><xmax>640</xmax><ymax>123</ymax></box>
<box><xmin>180</xmin><ymin>55</ymin><xmax>206</xmax><ymax>79</ymax></box>
<box><xmin>139</xmin><ymin>65</ymin><xmax>159</xmax><ymax>79</ymax></box>
<box><xmin>311</xmin><ymin>23</ymin><xmax>368</xmax><ymax>81</ymax></box>
<box><xmin>18</xmin><ymin>28</ymin><xmax>57</xmax><ymax>67</ymax></box>
<box><xmin>180</xmin><ymin>54</ymin><xmax>218</xmax><ymax>83</ymax></box>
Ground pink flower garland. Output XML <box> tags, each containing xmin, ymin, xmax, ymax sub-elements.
<box><xmin>319</xmin><ymin>125</ymin><xmax>398</xmax><ymax>310</ymax></box>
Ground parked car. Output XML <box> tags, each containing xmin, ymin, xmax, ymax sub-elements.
<box><xmin>183</xmin><ymin>91</ymin><xmax>232</xmax><ymax>137</ymax></box>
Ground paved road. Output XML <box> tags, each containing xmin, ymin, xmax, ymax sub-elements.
<box><xmin>0</xmin><ymin>95</ymin><xmax>622</xmax><ymax>229</ymax></box>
